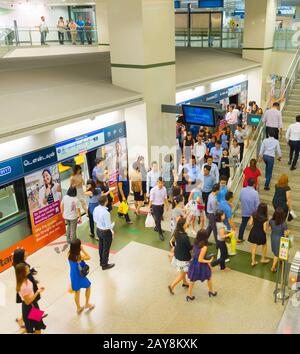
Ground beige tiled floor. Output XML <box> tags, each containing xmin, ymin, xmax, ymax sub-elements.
<box><xmin>0</xmin><ymin>240</ymin><xmax>284</xmax><ymax>334</ymax></box>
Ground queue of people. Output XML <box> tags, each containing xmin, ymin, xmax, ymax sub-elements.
<box><xmin>39</xmin><ymin>16</ymin><xmax>94</xmax><ymax>46</ymax></box>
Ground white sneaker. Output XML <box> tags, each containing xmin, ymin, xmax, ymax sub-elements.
<box><xmin>225</xmin><ymin>258</ymin><xmax>231</xmax><ymax>263</ymax></box>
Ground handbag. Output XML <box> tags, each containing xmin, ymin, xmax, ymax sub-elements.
<box><xmin>78</xmin><ymin>261</ymin><xmax>89</xmax><ymax>277</ymax></box>
<box><xmin>28</xmin><ymin>306</ymin><xmax>44</xmax><ymax>322</ymax></box>
<box><xmin>288</xmin><ymin>210</ymin><xmax>297</xmax><ymax>222</ymax></box>
<box><xmin>145</xmin><ymin>213</ymin><xmax>155</xmax><ymax>228</ymax></box>
<box><xmin>118</xmin><ymin>201</ymin><xmax>129</xmax><ymax>215</ymax></box>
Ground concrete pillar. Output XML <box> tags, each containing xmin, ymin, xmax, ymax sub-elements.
<box><xmin>243</xmin><ymin>0</ymin><xmax>277</xmax><ymax>104</ymax></box>
<box><xmin>95</xmin><ymin>0</ymin><xmax>109</xmax><ymax>45</ymax></box>
<box><xmin>107</xmin><ymin>0</ymin><xmax>176</xmax><ymax>162</ymax></box>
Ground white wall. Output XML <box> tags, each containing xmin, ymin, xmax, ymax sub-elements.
<box><xmin>270</xmin><ymin>51</ymin><xmax>296</xmax><ymax>77</ymax></box>
<box><xmin>0</xmin><ymin>4</ymin><xmax>68</xmax><ymax>28</ymax></box>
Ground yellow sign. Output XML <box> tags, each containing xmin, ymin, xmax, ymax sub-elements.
<box><xmin>279</xmin><ymin>237</ymin><xmax>289</xmax><ymax>261</ymax></box>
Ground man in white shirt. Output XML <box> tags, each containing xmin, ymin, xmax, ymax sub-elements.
<box><xmin>262</xmin><ymin>102</ymin><xmax>282</xmax><ymax>140</ymax></box>
<box><xmin>286</xmin><ymin>115</ymin><xmax>300</xmax><ymax>171</ymax></box>
<box><xmin>39</xmin><ymin>16</ymin><xmax>48</xmax><ymax>45</ymax></box>
<box><xmin>194</xmin><ymin>134</ymin><xmax>206</xmax><ymax>168</ymax></box>
<box><xmin>146</xmin><ymin>161</ymin><xmax>160</xmax><ymax>195</ymax></box>
<box><xmin>225</xmin><ymin>104</ymin><xmax>239</xmax><ymax>135</ymax></box>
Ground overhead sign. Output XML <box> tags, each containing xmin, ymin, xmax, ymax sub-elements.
<box><xmin>56</xmin><ymin>130</ymin><xmax>105</xmax><ymax>161</ymax></box>
<box><xmin>22</xmin><ymin>146</ymin><xmax>58</xmax><ymax>174</ymax></box>
<box><xmin>104</xmin><ymin>122</ymin><xmax>126</xmax><ymax>143</ymax></box>
<box><xmin>279</xmin><ymin>237</ymin><xmax>290</xmax><ymax>261</ymax></box>
<box><xmin>0</xmin><ymin>157</ymin><xmax>23</xmax><ymax>185</ymax></box>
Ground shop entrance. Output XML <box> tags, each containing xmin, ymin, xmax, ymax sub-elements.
<box><xmin>229</xmin><ymin>94</ymin><xmax>239</xmax><ymax>106</ymax></box>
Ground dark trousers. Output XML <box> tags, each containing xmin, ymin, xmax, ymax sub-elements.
<box><xmin>152</xmin><ymin>204</ymin><xmax>164</xmax><ymax>235</ymax></box>
<box><xmin>88</xmin><ymin>209</ymin><xmax>95</xmax><ymax>236</ymax></box>
<box><xmin>238</xmin><ymin>142</ymin><xmax>245</xmax><ymax>162</ymax></box>
<box><xmin>202</xmin><ymin>191</ymin><xmax>211</xmax><ymax>215</ymax></box>
<box><xmin>289</xmin><ymin>140</ymin><xmax>300</xmax><ymax>167</ymax></box>
<box><xmin>97</xmin><ymin>229</ymin><xmax>113</xmax><ymax>267</ymax></box>
<box><xmin>238</xmin><ymin>216</ymin><xmax>250</xmax><ymax>241</ymax></box>
<box><xmin>86</xmin><ymin>30</ymin><xmax>92</xmax><ymax>44</ymax></box>
<box><xmin>206</xmin><ymin>213</ymin><xmax>218</xmax><ymax>245</ymax></box>
<box><xmin>212</xmin><ymin>240</ymin><xmax>228</xmax><ymax>270</ymax></box>
<box><xmin>263</xmin><ymin>155</ymin><xmax>275</xmax><ymax>188</ymax></box>
<box><xmin>58</xmin><ymin>31</ymin><xmax>64</xmax><ymax>44</ymax></box>
<box><xmin>266</xmin><ymin>126</ymin><xmax>279</xmax><ymax>140</ymax></box>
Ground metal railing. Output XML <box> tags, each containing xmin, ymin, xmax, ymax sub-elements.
<box><xmin>231</xmin><ymin>47</ymin><xmax>300</xmax><ymax>214</ymax></box>
<box><xmin>0</xmin><ymin>27</ymin><xmax>98</xmax><ymax>47</ymax></box>
<box><xmin>0</xmin><ymin>29</ymin><xmax>14</xmax><ymax>57</ymax></box>
<box><xmin>175</xmin><ymin>28</ymin><xmax>243</xmax><ymax>48</ymax></box>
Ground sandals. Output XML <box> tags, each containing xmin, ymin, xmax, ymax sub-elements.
<box><xmin>85</xmin><ymin>304</ymin><xmax>95</xmax><ymax>312</ymax></box>
<box><xmin>251</xmin><ymin>262</ymin><xmax>258</xmax><ymax>267</ymax></box>
<box><xmin>260</xmin><ymin>259</ymin><xmax>270</xmax><ymax>264</ymax></box>
<box><xmin>77</xmin><ymin>307</ymin><xmax>84</xmax><ymax>315</ymax></box>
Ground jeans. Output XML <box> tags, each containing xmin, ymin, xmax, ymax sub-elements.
<box><xmin>78</xmin><ymin>30</ymin><xmax>85</xmax><ymax>44</ymax></box>
<box><xmin>58</xmin><ymin>31</ymin><xmax>64</xmax><ymax>44</ymax></box>
<box><xmin>97</xmin><ymin>229</ymin><xmax>113</xmax><ymax>267</ymax></box>
<box><xmin>263</xmin><ymin>155</ymin><xmax>275</xmax><ymax>188</ymax></box>
<box><xmin>289</xmin><ymin>140</ymin><xmax>300</xmax><ymax>167</ymax></box>
<box><xmin>212</xmin><ymin>240</ymin><xmax>228</xmax><ymax>270</ymax></box>
<box><xmin>152</xmin><ymin>204</ymin><xmax>164</xmax><ymax>235</ymax></box>
<box><xmin>238</xmin><ymin>216</ymin><xmax>250</xmax><ymax>241</ymax></box>
<box><xmin>86</xmin><ymin>30</ymin><xmax>92</xmax><ymax>44</ymax></box>
<box><xmin>40</xmin><ymin>31</ymin><xmax>47</xmax><ymax>44</ymax></box>
<box><xmin>266</xmin><ymin>126</ymin><xmax>279</xmax><ymax>140</ymax></box>
<box><xmin>206</xmin><ymin>213</ymin><xmax>218</xmax><ymax>245</ymax></box>
<box><xmin>66</xmin><ymin>219</ymin><xmax>77</xmax><ymax>243</ymax></box>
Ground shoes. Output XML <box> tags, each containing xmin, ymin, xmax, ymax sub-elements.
<box><xmin>159</xmin><ymin>233</ymin><xmax>165</xmax><ymax>241</ymax></box>
<box><xmin>61</xmin><ymin>244</ymin><xmax>69</xmax><ymax>252</ymax></box>
<box><xmin>186</xmin><ymin>296</ymin><xmax>195</xmax><ymax>302</ymax></box>
<box><xmin>225</xmin><ymin>258</ymin><xmax>231</xmax><ymax>263</ymax></box>
<box><xmin>237</xmin><ymin>239</ymin><xmax>244</xmax><ymax>244</ymax></box>
<box><xmin>264</xmin><ymin>187</ymin><xmax>270</xmax><ymax>191</ymax></box>
<box><xmin>154</xmin><ymin>227</ymin><xmax>158</xmax><ymax>232</ymax></box>
<box><xmin>290</xmin><ymin>166</ymin><xmax>297</xmax><ymax>171</ymax></box>
<box><xmin>102</xmin><ymin>263</ymin><xmax>115</xmax><ymax>271</ymax></box>
<box><xmin>288</xmin><ymin>160</ymin><xmax>292</xmax><ymax>165</ymax></box>
<box><xmin>208</xmin><ymin>291</ymin><xmax>218</xmax><ymax>298</ymax></box>
<box><xmin>168</xmin><ymin>286</ymin><xmax>174</xmax><ymax>295</ymax></box>
<box><xmin>126</xmin><ymin>221</ymin><xmax>133</xmax><ymax>224</ymax></box>
<box><xmin>182</xmin><ymin>284</ymin><xmax>189</xmax><ymax>288</ymax></box>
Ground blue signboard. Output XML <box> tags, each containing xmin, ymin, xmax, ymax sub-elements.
<box><xmin>22</xmin><ymin>146</ymin><xmax>58</xmax><ymax>174</ymax></box>
<box><xmin>174</xmin><ymin>0</ymin><xmax>181</xmax><ymax>9</ymax></box>
<box><xmin>104</xmin><ymin>122</ymin><xmax>127</xmax><ymax>143</ymax></box>
<box><xmin>198</xmin><ymin>0</ymin><xmax>224</xmax><ymax>8</ymax></box>
<box><xmin>0</xmin><ymin>157</ymin><xmax>23</xmax><ymax>186</ymax></box>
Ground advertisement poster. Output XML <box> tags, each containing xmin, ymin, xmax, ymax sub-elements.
<box><xmin>95</xmin><ymin>137</ymin><xmax>128</xmax><ymax>200</ymax></box>
<box><xmin>25</xmin><ymin>164</ymin><xmax>65</xmax><ymax>249</ymax></box>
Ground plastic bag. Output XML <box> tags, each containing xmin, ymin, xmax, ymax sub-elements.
<box><xmin>118</xmin><ymin>201</ymin><xmax>129</xmax><ymax>215</ymax></box>
<box><xmin>145</xmin><ymin>213</ymin><xmax>155</xmax><ymax>228</ymax></box>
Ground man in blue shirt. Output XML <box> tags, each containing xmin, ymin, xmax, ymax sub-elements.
<box><xmin>206</xmin><ymin>183</ymin><xmax>220</xmax><ymax>246</ymax></box>
<box><xmin>202</xmin><ymin>156</ymin><xmax>219</xmax><ymax>183</ymax></box>
<box><xmin>198</xmin><ymin>165</ymin><xmax>215</xmax><ymax>215</ymax></box>
<box><xmin>238</xmin><ymin>178</ymin><xmax>260</xmax><ymax>243</ymax></box>
<box><xmin>218</xmin><ymin>191</ymin><xmax>237</xmax><ymax>256</ymax></box>
<box><xmin>186</xmin><ymin>155</ymin><xmax>199</xmax><ymax>184</ymax></box>
<box><xmin>76</xmin><ymin>16</ymin><xmax>85</xmax><ymax>44</ymax></box>
<box><xmin>93</xmin><ymin>195</ymin><xmax>115</xmax><ymax>270</ymax></box>
<box><xmin>210</xmin><ymin>140</ymin><xmax>223</xmax><ymax>166</ymax></box>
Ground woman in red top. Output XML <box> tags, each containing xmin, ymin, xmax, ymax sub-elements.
<box><xmin>243</xmin><ymin>159</ymin><xmax>261</xmax><ymax>190</ymax></box>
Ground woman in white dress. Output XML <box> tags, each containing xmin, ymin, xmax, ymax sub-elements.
<box><xmin>70</xmin><ymin>165</ymin><xmax>88</xmax><ymax>214</ymax></box>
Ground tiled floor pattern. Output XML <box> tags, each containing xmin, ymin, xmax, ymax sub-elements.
<box><xmin>0</xmin><ymin>241</ymin><xmax>284</xmax><ymax>334</ymax></box>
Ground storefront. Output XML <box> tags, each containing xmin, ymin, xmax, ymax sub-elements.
<box><xmin>0</xmin><ymin>121</ymin><xmax>127</xmax><ymax>273</ymax></box>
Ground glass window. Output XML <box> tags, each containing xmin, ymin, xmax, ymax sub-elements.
<box><xmin>0</xmin><ymin>179</ymin><xmax>32</xmax><ymax>252</ymax></box>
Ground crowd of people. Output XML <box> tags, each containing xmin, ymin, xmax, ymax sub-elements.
<box><xmin>11</xmin><ymin>99</ymin><xmax>300</xmax><ymax>333</ymax></box>
<box><xmin>39</xmin><ymin>16</ymin><xmax>94</xmax><ymax>46</ymax></box>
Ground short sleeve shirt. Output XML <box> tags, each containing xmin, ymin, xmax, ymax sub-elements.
<box><xmin>243</xmin><ymin>167</ymin><xmax>261</xmax><ymax>187</ymax></box>
<box><xmin>62</xmin><ymin>195</ymin><xmax>80</xmax><ymax>220</ymax></box>
<box><xmin>218</xmin><ymin>201</ymin><xmax>232</xmax><ymax>230</ymax></box>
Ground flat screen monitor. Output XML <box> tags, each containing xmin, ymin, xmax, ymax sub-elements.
<box><xmin>182</xmin><ymin>105</ymin><xmax>216</xmax><ymax>127</ymax></box>
<box><xmin>198</xmin><ymin>0</ymin><xmax>224</xmax><ymax>8</ymax></box>
<box><xmin>247</xmin><ymin>114</ymin><xmax>262</xmax><ymax>126</ymax></box>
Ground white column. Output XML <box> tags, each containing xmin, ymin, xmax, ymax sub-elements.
<box><xmin>95</xmin><ymin>0</ymin><xmax>109</xmax><ymax>45</ymax></box>
<box><xmin>243</xmin><ymin>0</ymin><xmax>277</xmax><ymax>104</ymax></box>
<box><xmin>107</xmin><ymin>0</ymin><xmax>176</xmax><ymax>163</ymax></box>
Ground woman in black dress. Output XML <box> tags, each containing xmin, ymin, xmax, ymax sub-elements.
<box><xmin>248</xmin><ymin>203</ymin><xmax>270</xmax><ymax>267</ymax></box>
<box><xmin>183</xmin><ymin>132</ymin><xmax>194</xmax><ymax>162</ymax></box>
<box><xmin>219</xmin><ymin>149</ymin><xmax>230</xmax><ymax>180</ymax></box>
<box><xmin>13</xmin><ymin>249</ymin><xmax>40</xmax><ymax>331</ymax></box>
<box><xmin>272</xmin><ymin>174</ymin><xmax>292</xmax><ymax>219</ymax></box>
<box><xmin>15</xmin><ymin>263</ymin><xmax>46</xmax><ymax>334</ymax></box>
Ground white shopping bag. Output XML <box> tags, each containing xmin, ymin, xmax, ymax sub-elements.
<box><xmin>145</xmin><ymin>213</ymin><xmax>156</xmax><ymax>228</ymax></box>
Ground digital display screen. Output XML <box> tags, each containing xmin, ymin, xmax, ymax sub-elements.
<box><xmin>247</xmin><ymin>114</ymin><xmax>262</xmax><ymax>126</ymax></box>
<box><xmin>182</xmin><ymin>105</ymin><xmax>216</xmax><ymax>127</ymax></box>
<box><xmin>198</xmin><ymin>0</ymin><xmax>224</xmax><ymax>8</ymax></box>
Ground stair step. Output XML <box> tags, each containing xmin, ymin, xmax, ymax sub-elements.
<box><xmin>287</xmin><ymin>100</ymin><xmax>300</xmax><ymax>106</ymax></box>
